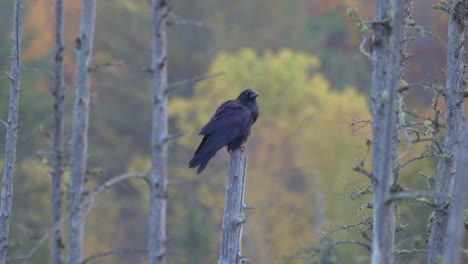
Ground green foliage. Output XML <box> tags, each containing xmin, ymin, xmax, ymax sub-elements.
<box><xmin>346</xmin><ymin>8</ymin><xmax>358</xmax><ymax>18</ymax></box>
<box><xmin>304</xmin><ymin>9</ymin><xmax>370</xmax><ymax>91</ymax></box>
<box><xmin>173</xmin><ymin>200</ymin><xmax>217</xmax><ymax>264</ymax></box>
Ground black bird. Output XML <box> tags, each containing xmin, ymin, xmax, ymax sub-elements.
<box><xmin>189</xmin><ymin>89</ymin><xmax>259</xmax><ymax>174</ymax></box>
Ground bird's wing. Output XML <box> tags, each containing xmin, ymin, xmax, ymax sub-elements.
<box><xmin>199</xmin><ymin>100</ymin><xmax>252</xmax><ymax>136</ymax></box>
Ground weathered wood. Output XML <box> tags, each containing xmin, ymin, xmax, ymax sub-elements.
<box><xmin>443</xmin><ymin>120</ymin><xmax>468</xmax><ymax>264</ymax></box>
<box><xmin>67</xmin><ymin>0</ymin><xmax>96</xmax><ymax>263</ymax></box>
<box><xmin>427</xmin><ymin>1</ymin><xmax>466</xmax><ymax>262</ymax></box>
<box><xmin>51</xmin><ymin>0</ymin><xmax>65</xmax><ymax>263</ymax></box>
<box><xmin>370</xmin><ymin>0</ymin><xmax>405</xmax><ymax>263</ymax></box>
<box><xmin>0</xmin><ymin>1</ymin><xmax>23</xmax><ymax>263</ymax></box>
<box><xmin>148</xmin><ymin>1</ymin><xmax>169</xmax><ymax>264</ymax></box>
<box><xmin>369</xmin><ymin>0</ymin><xmax>393</xmax><ymax>262</ymax></box>
<box><xmin>218</xmin><ymin>150</ymin><xmax>249</xmax><ymax>264</ymax></box>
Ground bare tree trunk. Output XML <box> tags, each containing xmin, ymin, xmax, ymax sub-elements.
<box><xmin>443</xmin><ymin>120</ymin><xmax>468</xmax><ymax>264</ymax></box>
<box><xmin>313</xmin><ymin>192</ymin><xmax>324</xmax><ymax>236</ymax></box>
<box><xmin>148</xmin><ymin>1</ymin><xmax>169</xmax><ymax>263</ymax></box>
<box><xmin>0</xmin><ymin>1</ymin><xmax>23</xmax><ymax>263</ymax></box>
<box><xmin>369</xmin><ymin>0</ymin><xmax>393</xmax><ymax>262</ymax></box>
<box><xmin>51</xmin><ymin>0</ymin><xmax>65</xmax><ymax>263</ymax></box>
<box><xmin>218</xmin><ymin>150</ymin><xmax>249</xmax><ymax>264</ymax></box>
<box><xmin>427</xmin><ymin>1</ymin><xmax>467</xmax><ymax>262</ymax></box>
<box><xmin>370</xmin><ymin>0</ymin><xmax>405</xmax><ymax>263</ymax></box>
<box><xmin>67</xmin><ymin>1</ymin><xmax>96</xmax><ymax>263</ymax></box>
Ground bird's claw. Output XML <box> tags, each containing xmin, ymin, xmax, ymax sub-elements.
<box><xmin>227</xmin><ymin>146</ymin><xmax>246</xmax><ymax>154</ymax></box>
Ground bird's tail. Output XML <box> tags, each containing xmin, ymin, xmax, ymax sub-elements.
<box><xmin>189</xmin><ymin>135</ymin><xmax>224</xmax><ymax>174</ymax></box>
<box><xmin>189</xmin><ymin>149</ymin><xmax>218</xmax><ymax>174</ymax></box>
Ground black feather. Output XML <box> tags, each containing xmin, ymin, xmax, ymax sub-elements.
<box><xmin>189</xmin><ymin>89</ymin><xmax>259</xmax><ymax>174</ymax></box>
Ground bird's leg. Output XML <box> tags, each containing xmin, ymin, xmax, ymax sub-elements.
<box><xmin>227</xmin><ymin>146</ymin><xmax>245</xmax><ymax>153</ymax></box>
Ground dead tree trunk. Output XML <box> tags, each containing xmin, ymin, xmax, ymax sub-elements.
<box><xmin>443</xmin><ymin>120</ymin><xmax>468</xmax><ymax>264</ymax></box>
<box><xmin>148</xmin><ymin>1</ymin><xmax>169</xmax><ymax>263</ymax></box>
<box><xmin>427</xmin><ymin>1</ymin><xmax>466</xmax><ymax>262</ymax></box>
<box><xmin>51</xmin><ymin>0</ymin><xmax>65</xmax><ymax>263</ymax></box>
<box><xmin>67</xmin><ymin>0</ymin><xmax>96</xmax><ymax>263</ymax></box>
<box><xmin>0</xmin><ymin>1</ymin><xmax>23</xmax><ymax>263</ymax></box>
<box><xmin>369</xmin><ymin>0</ymin><xmax>393</xmax><ymax>262</ymax></box>
<box><xmin>370</xmin><ymin>0</ymin><xmax>405</xmax><ymax>263</ymax></box>
<box><xmin>218</xmin><ymin>150</ymin><xmax>249</xmax><ymax>264</ymax></box>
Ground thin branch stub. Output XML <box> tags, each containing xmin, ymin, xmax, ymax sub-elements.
<box><xmin>233</xmin><ymin>216</ymin><xmax>247</xmax><ymax>225</ymax></box>
<box><xmin>243</xmin><ymin>205</ymin><xmax>255</xmax><ymax>210</ymax></box>
<box><xmin>0</xmin><ymin>119</ymin><xmax>7</xmax><ymax>128</ymax></box>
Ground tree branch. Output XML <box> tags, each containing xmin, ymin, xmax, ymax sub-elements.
<box><xmin>334</xmin><ymin>240</ymin><xmax>371</xmax><ymax>251</ymax></box>
<box><xmin>140</xmin><ymin>66</ymin><xmax>153</xmax><ymax>73</ymax></box>
<box><xmin>398</xmin><ymin>96</ymin><xmax>416</xmax><ymax>145</ymax></box>
<box><xmin>5</xmin><ymin>194</ymin><xmax>99</xmax><ymax>263</ymax></box>
<box><xmin>397</xmin><ymin>152</ymin><xmax>434</xmax><ymax>172</ymax></box>
<box><xmin>3</xmin><ymin>72</ymin><xmax>14</xmax><ymax>82</ymax></box>
<box><xmin>394</xmin><ymin>248</ymin><xmax>427</xmax><ymax>255</ymax></box>
<box><xmin>385</xmin><ymin>191</ymin><xmax>447</xmax><ymax>205</ymax></box>
<box><xmin>353</xmin><ymin>166</ymin><xmax>372</xmax><ymax>178</ymax></box>
<box><xmin>167</xmin><ymin>13</ymin><xmax>214</xmax><ymax>30</ymax></box>
<box><xmin>88</xmin><ymin>60</ymin><xmax>123</xmax><ymax>72</ymax></box>
<box><xmin>6</xmin><ymin>230</ymin><xmax>50</xmax><ymax>262</ymax></box>
<box><xmin>5</xmin><ymin>201</ymin><xmax>85</xmax><ymax>263</ymax></box>
<box><xmin>359</xmin><ymin>36</ymin><xmax>372</xmax><ymax>60</ymax></box>
<box><xmin>286</xmin><ymin>239</ymin><xmax>371</xmax><ymax>262</ymax></box>
<box><xmin>80</xmin><ymin>249</ymin><xmax>147</xmax><ymax>264</ymax></box>
<box><xmin>83</xmin><ymin>172</ymin><xmax>148</xmax><ymax>197</ymax></box>
<box><xmin>7</xmin><ymin>195</ymin><xmax>176</xmax><ymax>263</ymax></box>
<box><xmin>330</xmin><ymin>217</ymin><xmax>373</xmax><ymax>234</ymax></box>
<box><xmin>165</xmin><ymin>131</ymin><xmax>185</xmax><ymax>142</ymax></box>
<box><xmin>418</xmin><ymin>171</ymin><xmax>433</xmax><ymax>188</ymax></box>
<box><xmin>168</xmin><ymin>71</ymin><xmax>225</xmax><ymax>91</ymax></box>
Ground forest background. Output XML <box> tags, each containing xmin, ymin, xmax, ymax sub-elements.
<box><xmin>0</xmin><ymin>0</ymin><xmax>463</xmax><ymax>263</ymax></box>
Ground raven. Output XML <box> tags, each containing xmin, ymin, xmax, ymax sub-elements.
<box><xmin>189</xmin><ymin>89</ymin><xmax>259</xmax><ymax>174</ymax></box>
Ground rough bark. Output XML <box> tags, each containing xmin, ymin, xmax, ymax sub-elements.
<box><xmin>443</xmin><ymin>120</ymin><xmax>468</xmax><ymax>264</ymax></box>
<box><xmin>148</xmin><ymin>1</ymin><xmax>169</xmax><ymax>263</ymax></box>
<box><xmin>67</xmin><ymin>0</ymin><xmax>96</xmax><ymax>263</ymax></box>
<box><xmin>369</xmin><ymin>0</ymin><xmax>392</xmax><ymax>262</ymax></box>
<box><xmin>51</xmin><ymin>0</ymin><xmax>65</xmax><ymax>263</ymax></box>
<box><xmin>370</xmin><ymin>0</ymin><xmax>405</xmax><ymax>263</ymax></box>
<box><xmin>0</xmin><ymin>1</ymin><xmax>23</xmax><ymax>263</ymax></box>
<box><xmin>427</xmin><ymin>1</ymin><xmax>466</xmax><ymax>262</ymax></box>
<box><xmin>218</xmin><ymin>150</ymin><xmax>248</xmax><ymax>264</ymax></box>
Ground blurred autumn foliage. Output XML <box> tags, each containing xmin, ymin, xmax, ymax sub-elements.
<box><xmin>169</xmin><ymin>49</ymin><xmax>370</xmax><ymax>263</ymax></box>
<box><xmin>0</xmin><ymin>0</ymin><xmax>451</xmax><ymax>263</ymax></box>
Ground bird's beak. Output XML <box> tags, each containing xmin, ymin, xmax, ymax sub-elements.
<box><xmin>250</xmin><ymin>91</ymin><xmax>259</xmax><ymax>98</ymax></box>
